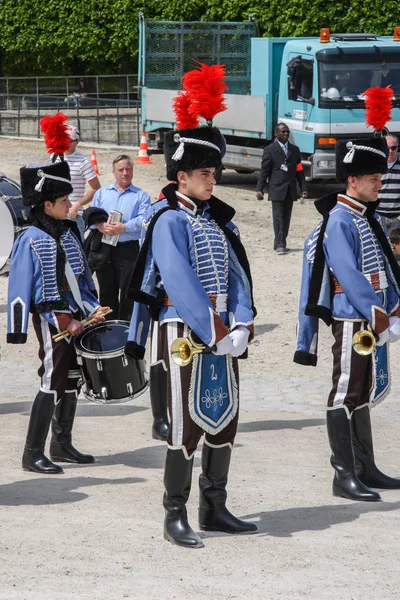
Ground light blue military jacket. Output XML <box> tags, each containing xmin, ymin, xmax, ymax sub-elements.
<box><xmin>295</xmin><ymin>195</ymin><xmax>400</xmax><ymax>365</ymax></box>
<box><xmin>7</xmin><ymin>225</ymin><xmax>99</xmax><ymax>342</ymax></box>
<box><xmin>128</xmin><ymin>193</ymin><xmax>254</xmax><ymax>353</ymax></box>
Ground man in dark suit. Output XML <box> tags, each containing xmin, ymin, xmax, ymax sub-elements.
<box><xmin>256</xmin><ymin>123</ymin><xmax>307</xmax><ymax>254</ymax></box>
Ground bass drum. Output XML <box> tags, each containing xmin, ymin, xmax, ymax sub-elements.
<box><xmin>75</xmin><ymin>320</ymin><xmax>148</xmax><ymax>404</ymax></box>
<box><xmin>0</xmin><ymin>174</ymin><xmax>31</xmax><ymax>275</ymax></box>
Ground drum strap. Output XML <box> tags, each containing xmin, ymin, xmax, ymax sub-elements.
<box><xmin>65</xmin><ymin>260</ymin><xmax>85</xmax><ymax>313</ymax></box>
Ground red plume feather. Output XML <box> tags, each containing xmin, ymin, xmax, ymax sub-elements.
<box><xmin>172</xmin><ymin>92</ymin><xmax>200</xmax><ymax>130</ymax></box>
<box><xmin>363</xmin><ymin>86</ymin><xmax>394</xmax><ymax>132</ymax></box>
<box><xmin>182</xmin><ymin>63</ymin><xmax>228</xmax><ymax>121</ymax></box>
<box><xmin>40</xmin><ymin>112</ymin><xmax>71</xmax><ymax>155</ymax></box>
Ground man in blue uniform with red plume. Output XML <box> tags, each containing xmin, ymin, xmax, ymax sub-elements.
<box><xmin>126</xmin><ymin>63</ymin><xmax>258</xmax><ymax>548</ymax></box>
<box><xmin>294</xmin><ymin>86</ymin><xmax>400</xmax><ymax>502</ymax></box>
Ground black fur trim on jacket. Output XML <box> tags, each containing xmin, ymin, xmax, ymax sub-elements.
<box><xmin>31</xmin><ymin>210</ymin><xmax>68</xmax><ymax>309</ymax></box>
<box><xmin>63</xmin><ymin>218</ymin><xmax>81</xmax><ymax>240</ymax></box>
<box><xmin>7</xmin><ymin>333</ymin><xmax>28</xmax><ymax>345</ymax></box>
<box><xmin>33</xmin><ymin>300</ymin><xmax>69</xmax><ymax>313</ymax></box>
<box><xmin>305</xmin><ymin>217</ymin><xmax>331</xmax><ymax>325</ymax></box>
<box><xmin>124</xmin><ymin>341</ymin><xmax>146</xmax><ymax>360</ymax></box>
<box><xmin>293</xmin><ymin>350</ymin><xmax>317</xmax><ymax>367</ymax></box>
<box><xmin>127</xmin><ymin>183</ymin><xmax>256</xmax><ymax>317</ymax></box>
<box><xmin>306</xmin><ymin>192</ymin><xmax>400</xmax><ymax>325</ymax></box>
<box><xmin>127</xmin><ymin>205</ymin><xmax>175</xmax><ymax>306</ymax></box>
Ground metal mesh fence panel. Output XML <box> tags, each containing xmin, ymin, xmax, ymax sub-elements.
<box><xmin>144</xmin><ymin>20</ymin><xmax>257</xmax><ymax>94</ymax></box>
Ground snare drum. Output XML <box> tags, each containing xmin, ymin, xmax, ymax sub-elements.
<box><xmin>75</xmin><ymin>320</ymin><xmax>148</xmax><ymax>404</ymax></box>
<box><xmin>0</xmin><ymin>174</ymin><xmax>30</xmax><ymax>275</ymax></box>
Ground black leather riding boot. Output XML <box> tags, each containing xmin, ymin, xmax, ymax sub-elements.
<box><xmin>50</xmin><ymin>391</ymin><xmax>95</xmax><ymax>464</ymax></box>
<box><xmin>327</xmin><ymin>407</ymin><xmax>381</xmax><ymax>501</ymax></box>
<box><xmin>352</xmin><ymin>405</ymin><xmax>400</xmax><ymax>489</ymax></box>
<box><xmin>149</xmin><ymin>363</ymin><xmax>169</xmax><ymax>441</ymax></box>
<box><xmin>22</xmin><ymin>391</ymin><xmax>63</xmax><ymax>474</ymax></box>
<box><xmin>199</xmin><ymin>444</ymin><xmax>258</xmax><ymax>533</ymax></box>
<box><xmin>163</xmin><ymin>449</ymin><xmax>204</xmax><ymax>549</ymax></box>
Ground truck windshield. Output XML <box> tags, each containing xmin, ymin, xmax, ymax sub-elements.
<box><xmin>319</xmin><ymin>60</ymin><xmax>400</xmax><ymax>107</ymax></box>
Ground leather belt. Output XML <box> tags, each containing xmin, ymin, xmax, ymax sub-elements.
<box><xmin>164</xmin><ymin>293</ymin><xmax>228</xmax><ymax>312</ymax></box>
<box><xmin>332</xmin><ymin>270</ymin><xmax>388</xmax><ymax>294</ymax></box>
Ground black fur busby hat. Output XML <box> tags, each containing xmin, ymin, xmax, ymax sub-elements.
<box><xmin>336</xmin><ymin>137</ymin><xmax>388</xmax><ymax>182</ymax></box>
<box><xmin>164</xmin><ymin>126</ymin><xmax>226</xmax><ymax>181</ymax></box>
<box><xmin>20</xmin><ymin>161</ymin><xmax>73</xmax><ymax>208</ymax></box>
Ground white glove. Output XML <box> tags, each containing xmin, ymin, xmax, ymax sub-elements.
<box><xmin>212</xmin><ymin>334</ymin><xmax>234</xmax><ymax>356</ymax></box>
<box><xmin>376</xmin><ymin>328</ymin><xmax>390</xmax><ymax>346</ymax></box>
<box><xmin>389</xmin><ymin>317</ymin><xmax>400</xmax><ymax>343</ymax></box>
<box><xmin>229</xmin><ymin>325</ymin><xmax>250</xmax><ymax>357</ymax></box>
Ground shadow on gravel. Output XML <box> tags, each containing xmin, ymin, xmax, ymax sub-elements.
<box><xmin>88</xmin><ymin>446</ymin><xmax>169</xmax><ymax>470</ymax></box>
<box><xmin>0</xmin><ymin>476</ymin><xmax>144</xmax><ymax>506</ymax></box>
<box><xmin>201</xmin><ymin>501</ymin><xmax>400</xmax><ymax>540</ymax></box>
<box><xmin>76</xmin><ymin>403</ymin><xmax>148</xmax><ymax>418</ymax></box>
<box><xmin>0</xmin><ymin>402</ymin><xmax>148</xmax><ymax>418</ymax></box>
<box><xmin>0</xmin><ymin>401</ymin><xmax>33</xmax><ymax>415</ymax></box>
<box><xmin>92</xmin><ymin>442</ymin><xmax>243</xmax><ymax>471</ymax></box>
<box><xmin>254</xmin><ymin>323</ymin><xmax>279</xmax><ymax>335</ymax></box>
<box><xmin>238</xmin><ymin>418</ymin><xmax>324</xmax><ymax>433</ymax></box>
<box><xmin>93</xmin><ymin>445</ymin><xmax>198</xmax><ymax>470</ymax></box>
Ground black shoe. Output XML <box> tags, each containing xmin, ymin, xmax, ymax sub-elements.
<box><xmin>352</xmin><ymin>406</ymin><xmax>400</xmax><ymax>489</ymax></box>
<box><xmin>150</xmin><ymin>363</ymin><xmax>169</xmax><ymax>442</ymax></box>
<box><xmin>327</xmin><ymin>408</ymin><xmax>381</xmax><ymax>502</ymax></box>
<box><xmin>164</xmin><ymin>506</ymin><xmax>204</xmax><ymax>548</ymax></box>
<box><xmin>50</xmin><ymin>392</ymin><xmax>95</xmax><ymax>464</ymax></box>
<box><xmin>163</xmin><ymin>449</ymin><xmax>204</xmax><ymax>549</ymax></box>
<box><xmin>199</xmin><ymin>444</ymin><xmax>258</xmax><ymax>533</ymax></box>
<box><xmin>22</xmin><ymin>447</ymin><xmax>64</xmax><ymax>474</ymax></box>
<box><xmin>152</xmin><ymin>419</ymin><xmax>169</xmax><ymax>442</ymax></box>
<box><xmin>50</xmin><ymin>441</ymin><xmax>95</xmax><ymax>464</ymax></box>
<box><xmin>199</xmin><ymin>505</ymin><xmax>258</xmax><ymax>534</ymax></box>
<box><xmin>22</xmin><ymin>391</ymin><xmax>64</xmax><ymax>475</ymax></box>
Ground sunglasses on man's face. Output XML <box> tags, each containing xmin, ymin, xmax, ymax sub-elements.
<box><xmin>389</xmin><ymin>145</ymin><xmax>398</xmax><ymax>151</ymax></box>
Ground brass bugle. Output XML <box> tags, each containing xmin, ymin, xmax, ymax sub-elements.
<box><xmin>170</xmin><ymin>331</ymin><xmax>206</xmax><ymax>367</ymax></box>
<box><xmin>352</xmin><ymin>325</ymin><xmax>376</xmax><ymax>356</ymax></box>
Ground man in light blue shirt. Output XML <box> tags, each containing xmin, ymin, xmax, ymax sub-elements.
<box><xmin>91</xmin><ymin>154</ymin><xmax>151</xmax><ymax>320</ymax></box>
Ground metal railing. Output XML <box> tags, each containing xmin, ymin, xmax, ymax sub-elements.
<box><xmin>0</xmin><ymin>74</ymin><xmax>138</xmax><ymax>104</ymax></box>
<box><xmin>0</xmin><ymin>94</ymin><xmax>142</xmax><ymax>147</ymax></box>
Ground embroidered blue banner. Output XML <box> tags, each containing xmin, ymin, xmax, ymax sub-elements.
<box><xmin>188</xmin><ymin>353</ymin><xmax>238</xmax><ymax>435</ymax></box>
<box><xmin>371</xmin><ymin>343</ymin><xmax>390</xmax><ymax>407</ymax></box>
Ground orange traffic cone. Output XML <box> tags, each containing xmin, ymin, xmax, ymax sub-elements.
<box><xmin>135</xmin><ymin>133</ymin><xmax>153</xmax><ymax>165</ymax></box>
<box><xmin>90</xmin><ymin>150</ymin><xmax>101</xmax><ymax>176</ymax></box>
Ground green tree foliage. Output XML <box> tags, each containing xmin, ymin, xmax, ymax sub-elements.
<box><xmin>1</xmin><ymin>0</ymin><xmax>400</xmax><ymax>76</ymax></box>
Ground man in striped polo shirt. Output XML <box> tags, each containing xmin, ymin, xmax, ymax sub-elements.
<box><xmin>376</xmin><ymin>134</ymin><xmax>400</xmax><ymax>232</ymax></box>
<box><xmin>65</xmin><ymin>125</ymin><xmax>101</xmax><ymax>240</ymax></box>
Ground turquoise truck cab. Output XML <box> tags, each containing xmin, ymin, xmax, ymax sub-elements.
<box><xmin>276</xmin><ymin>32</ymin><xmax>400</xmax><ymax>180</ymax></box>
<box><xmin>139</xmin><ymin>17</ymin><xmax>400</xmax><ymax>181</ymax></box>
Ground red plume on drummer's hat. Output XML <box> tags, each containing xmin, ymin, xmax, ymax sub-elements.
<box><xmin>363</xmin><ymin>85</ymin><xmax>394</xmax><ymax>134</ymax></box>
<box><xmin>172</xmin><ymin>92</ymin><xmax>200</xmax><ymax>130</ymax></box>
<box><xmin>182</xmin><ymin>62</ymin><xmax>228</xmax><ymax>125</ymax></box>
<box><xmin>40</xmin><ymin>112</ymin><xmax>71</xmax><ymax>156</ymax></box>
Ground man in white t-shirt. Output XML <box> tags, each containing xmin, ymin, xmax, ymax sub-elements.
<box><xmin>64</xmin><ymin>125</ymin><xmax>101</xmax><ymax>240</ymax></box>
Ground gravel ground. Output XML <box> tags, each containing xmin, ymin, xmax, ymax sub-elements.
<box><xmin>1</xmin><ymin>137</ymin><xmax>400</xmax><ymax>599</ymax></box>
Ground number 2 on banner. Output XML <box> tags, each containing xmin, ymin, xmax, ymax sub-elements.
<box><xmin>210</xmin><ymin>364</ymin><xmax>218</xmax><ymax>381</ymax></box>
